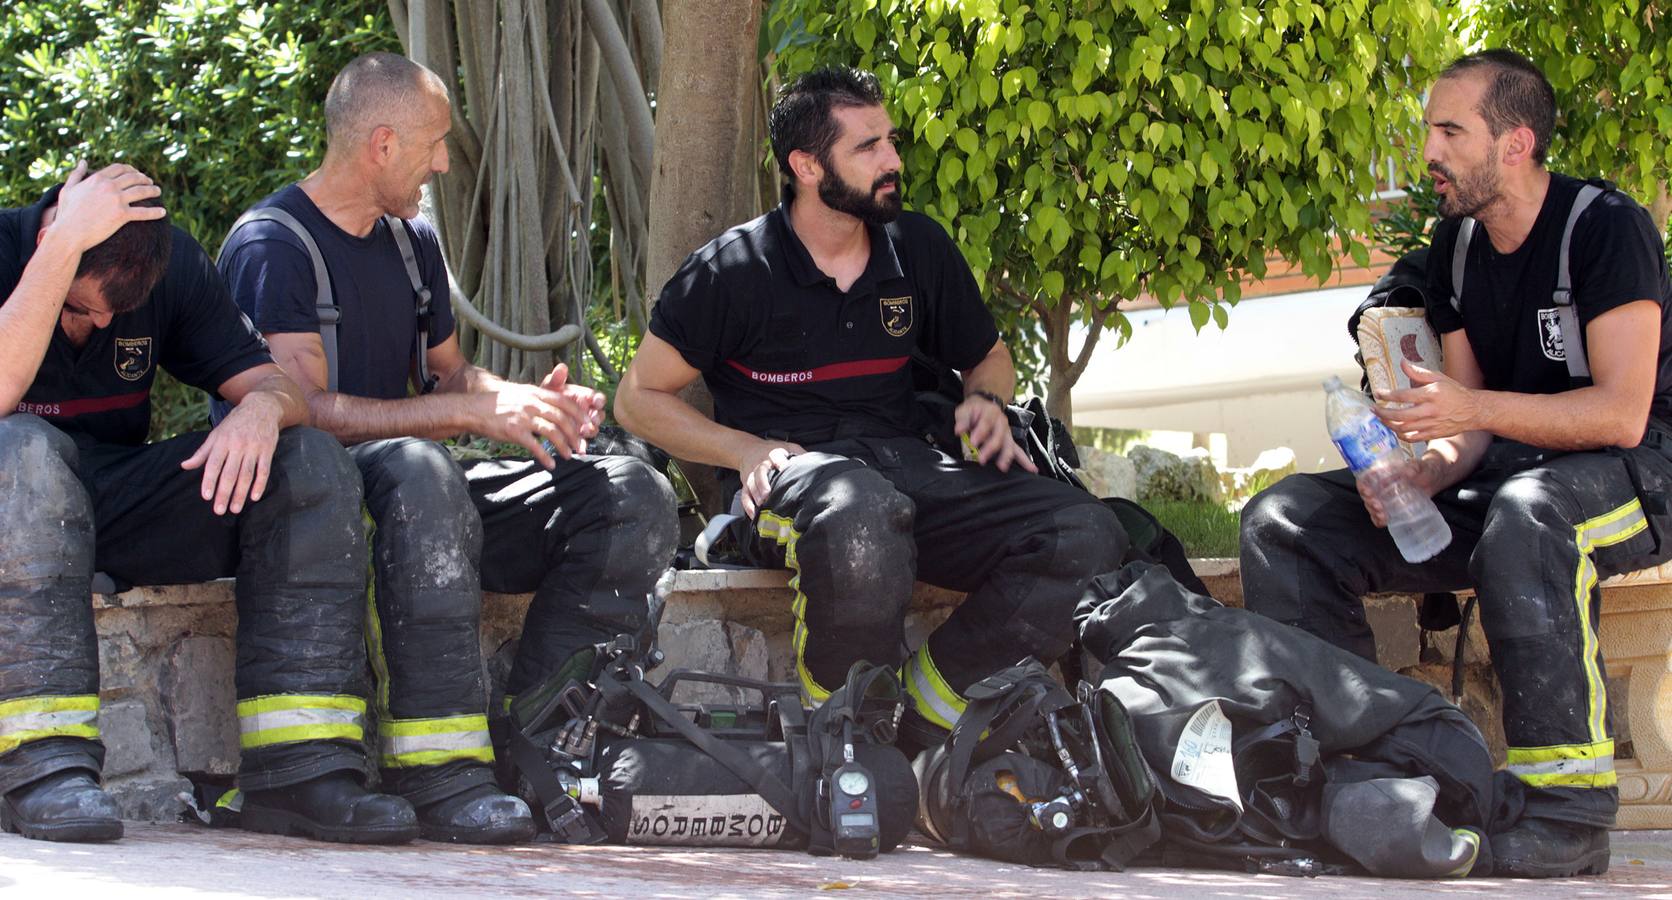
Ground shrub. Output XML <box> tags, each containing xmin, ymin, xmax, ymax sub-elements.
<box><xmin>1</xmin><ymin>0</ymin><xmax>398</xmax><ymax>439</ymax></box>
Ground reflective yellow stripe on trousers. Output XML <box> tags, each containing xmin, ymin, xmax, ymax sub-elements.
<box><xmin>380</xmin><ymin>714</ymin><xmax>494</xmax><ymax>768</ymax></box>
<box><xmin>1571</xmin><ymin>499</ymin><xmax>1645</xmax><ymax>743</ymax></box>
<box><xmin>1506</xmin><ymin>739</ymin><xmax>1618</xmax><ymax>789</ymax></box>
<box><xmin>757</xmin><ymin>509</ymin><xmax>832</xmax><ymax>704</ymax></box>
<box><xmin>0</xmin><ymin>695</ymin><xmax>99</xmax><ymax>753</ymax></box>
<box><xmin>238</xmin><ymin>695</ymin><xmax>365</xmax><ymax>750</ymax></box>
<box><xmin>1504</xmin><ymin>498</ymin><xmax>1647</xmax><ymax>791</ymax></box>
<box><xmin>903</xmin><ymin>645</ymin><xmax>966</xmax><ymax>731</ymax></box>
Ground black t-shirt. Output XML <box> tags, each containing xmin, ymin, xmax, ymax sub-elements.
<box><xmin>218</xmin><ymin>184</ymin><xmax>455</xmax><ymax>400</ymax></box>
<box><xmin>0</xmin><ymin>185</ymin><xmax>273</xmax><ymax>445</ymax></box>
<box><xmin>649</xmin><ymin>201</ymin><xmax>999</xmax><ymax>444</ymax></box>
<box><xmin>1426</xmin><ymin>173</ymin><xmax>1672</xmax><ymax>425</ymax></box>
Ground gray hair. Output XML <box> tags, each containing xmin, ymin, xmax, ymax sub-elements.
<box><xmin>323</xmin><ymin>52</ymin><xmax>446</xmax><ymax>149</ymax></box>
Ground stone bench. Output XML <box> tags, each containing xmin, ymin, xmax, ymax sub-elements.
<box><xmin>81</xmin><ymin>558</ymin><xmax>1672</xmax><ymax>829</ymax></box>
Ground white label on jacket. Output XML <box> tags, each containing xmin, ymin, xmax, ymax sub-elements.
<box><xmin>625</xmin><ymin>794</ymin><xmax>794</xmax><ymax>846</ymax></box>
<box><xmin>1169</xmin><ymin>700</ymin><xmax>1242</xmax><ymax>812</ymax></box>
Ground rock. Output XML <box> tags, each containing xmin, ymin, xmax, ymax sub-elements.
<box><xmin>97</xmin><ymin>631</ymin><xmax>143</xmax><ymax>696</ymax></box>
<box><xmin>1248</xmin><ymin>447</ymin><xmax>1297</xmax><ymax>485</ymax></box>
<box><xmin>1130</xmin><ymin>445</ymin><xmax>1223</xmax><ymax>503</ymax></box>
<box><xmin>1221</xmin><ymin>447</ymin><xmax>1301</xmax><ymax>505</ymax></box>
<box><xmin>99</xmin><ymin>699</ymin><xmax>162</xmax><ymax>779</ymax></box>
<box><xmin>656</xmin><ymin>619</ymin><xmax>769</xmax><ymax>704</ymax></box>
<box><xmin>104</xmin><ymin>775</ymin><xmax>193</xmax><ymax>823</ymax></box>
<box><xmin>1076</xmin><ymin>447</ymin><xmax>1137</xmax><ymax>499</ymax></box>
<box><xmin>1365</xmin><ymin>594</ymin><xmax>1420</xmax><ymax>671</ymax></box>
<box><xmin>162</xmin><ymin>636</ymin><xmax>239</xmax><ymax>776</ymax></box>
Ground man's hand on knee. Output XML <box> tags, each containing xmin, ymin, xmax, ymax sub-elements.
<box><xmin>954</xmin><ymin>395</ymin><xmax>1037</xmax><ymax>474</ymax></box>
<box><xmin>738</xmin><ymin>439</ymin><xmax>806</xmax><ymax>518</ymax></box>
<box><xmin>182</xmin><ymin>392</ymin><xmax>282</xmax><ymax>515</ymax></box>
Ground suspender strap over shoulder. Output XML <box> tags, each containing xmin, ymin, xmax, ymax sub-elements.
<box><xmin>220</xmin><ymin>208</ymin><xmax>342</xmax><ymax>392</ymax></box>
<box><xmin>383</xmin><ymin>214</ymin><xmax>438</xmax><ymax>395</ymax></box>
<box><xmin>1553</xmin><ymin>184</ymin><xmax>1605</xmax><ymax>380</ymax></box>
<box><xmin>219</xmin><ymin>209</ymin><xmax>440</xmax><ymax>395</ymax></box>
<box><xmin>1451</xmin><ymin>183</ymin><xmax>1608</xmax><ymax>383</ymax></box>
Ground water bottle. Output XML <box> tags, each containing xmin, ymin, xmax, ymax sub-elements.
<box><xmin>1323</xmin><ymin>376</ymin><xmax>1452</xmax><ymax>563</ymax></box>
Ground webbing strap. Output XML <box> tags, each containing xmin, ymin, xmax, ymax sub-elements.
<box><xmin>383</xmin><ymin>215</ymin><xmax>438</xmax><ymax>394</ymax></box>
<box><xmin>1449</xmin><ymin>218</ymin><xmax>1474</xmax><ymax>315</ymax></box>
<box><xmin>602</xmin><ymin>672</ymin><xmax>810</xmax><ymax>835</ymax></box>
<box><xmin>1554</xmin><ymin>184</ymin><xmax>1605</xmax><ymax>380</ymax></box>
<box><xmin>1452</xmin><ymin>183</ymin><xmax>1607</xmax><ymax>381</ymax></box>
<box><xmin>221</xmin><ymin>208</ymin><xmax>340</xmax><ymax>391</ymax></box>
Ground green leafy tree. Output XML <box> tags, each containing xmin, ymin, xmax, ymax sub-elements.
<box><xmin>769</xmin><ymin>0</ymin><xmax>1460</xmax><ymax>422</ymax></box>
<box><xmin>1</xmin><ymin>0</ymin><xmax>397</xmax><ymax>439</ymax></box>
<box><xmin>1469</xmin><ymin>1</ymin><xmax>1672</xmax><ymax>228</ymax></box>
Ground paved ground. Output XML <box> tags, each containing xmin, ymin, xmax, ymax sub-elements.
<box><xmin>2</xmin><ymin>825</ymin><xmax>1671</xmax><ymax>898</ymax></box>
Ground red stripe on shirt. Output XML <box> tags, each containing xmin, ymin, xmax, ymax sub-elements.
<box><xmin>18</xmin><ymin>389</ymin><xmax>150</xmax><ymax>419</ymax></box>
<box><xmin>725</xmin><ymin>356</ymin><xmax>909</xmax><ymax>385</ymax></box>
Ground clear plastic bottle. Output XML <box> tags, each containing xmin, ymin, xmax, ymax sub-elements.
<box><xmin>1323</xmin><ymin>376</ymin><xmax>1452</xmax><ymax>563</ymax></box>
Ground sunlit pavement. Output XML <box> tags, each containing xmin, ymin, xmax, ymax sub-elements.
<box><xmin>2</xmin><ymin>825</ymin><xmax>1671</xmax><ymax>898</ymax></box>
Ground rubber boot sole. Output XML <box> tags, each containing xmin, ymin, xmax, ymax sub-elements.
<box><xmin>419</xmin><ymin>816</ymin><xmax>537</xmax><ymax>845</ymax></box>
<box><xmin>0</xmin><ymin>796</ymin><xmax>122</xmax><ymax>843</ymax></box>
<box><xmin>239</xmin><ymin>803</ymin><xmax>418</xmax><ymax>845</ymax></box>
<box><xmin>1494</xmin><ymin>847</ymin><xmax>1611</xmax><ymax>878</ymax></box>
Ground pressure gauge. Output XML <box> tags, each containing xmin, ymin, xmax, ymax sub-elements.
<box><xmin>836</xmin><ymin>769</ymin><xmax>871</xmax><ymax>796</ymax></box>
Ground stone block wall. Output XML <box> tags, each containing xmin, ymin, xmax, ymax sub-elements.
<box><xmin>81</xmin><ymin>559</ymin><xmax>1672</xmax><ymax>829</ymax></box>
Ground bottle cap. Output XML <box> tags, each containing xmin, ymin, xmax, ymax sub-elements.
<box><xmin>1322</xmin><ymin>375</ymin><xmax>1343</xmax><ymax>391</ymax></box>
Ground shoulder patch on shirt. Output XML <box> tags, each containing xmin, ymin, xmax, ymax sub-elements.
<box><xmin>880</xmin><ymin>295</ymin><xmax>913</xmax><ymax>337</ymax></box>
<box><xmin>114</xmin><ymin>336</ymin><xmax>154</xmax><ymax>382</ymax></box>
<box><xmin>1537</xmin><ymin>307</ymin><xmax>1566</xmax><ymax>362</ymax></box>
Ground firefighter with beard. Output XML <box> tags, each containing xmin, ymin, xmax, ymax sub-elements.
<box><xmin>1241</xmin><ymin>50</ymin><xmax>1672</xmax><ymax>877</ymax></box>
<box><xmin>615</xmin><ymin>67</ymin><xmax>1126</xmax><ymax>752</ymax></box>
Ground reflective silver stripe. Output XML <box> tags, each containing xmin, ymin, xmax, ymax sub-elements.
<box><xmin>239</xmin><ymin>707</ymin><xmax>362</xmax><ymax>735</ymax></box>
<box><xmin>382</xmin><ymin>729</ymin><xmax>491</xmax><ymax>757</ymax></box>
<box><xmin>1586</xmin><ymin>506</ymin><xmax>1647</xmax><ymax>545</ymax></box>
<box><xmin>905</xmin><ymin>656</ymin><xmax>962</xmax><ymax>730</ymax></box>
<box><xmin>1507</xmin><ymin>756</ymin><xmax>1616</xmax><ymax>779</ymax></box>
<box><xmin>0</xmin><ymin>708</ymin><xmax>97</xmax><ymax>737</ymax></box>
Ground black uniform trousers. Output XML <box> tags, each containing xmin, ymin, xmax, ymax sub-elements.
<box><xmin>0</xmin><ymin>414</ymin><xmax>369</xmax><ymax>797</ymax></box>
<box><xmin>349</xmin><ymin>439</ymin><xmax>676</xmax><ymax>804</ymax></box>
<box><xmin>741</xmin><ymin>435</ymin><xmax>1126</xmax><ymax>731</ymax></box>
<box><xmin>1240</xmin><ymin>438</ymin><xmax>1672</xmax><ymax>827</ymax></box>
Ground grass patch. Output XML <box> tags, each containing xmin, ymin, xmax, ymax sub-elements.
<box><xmin>1143</xmin><ymin>498</ymin><xmax>1241</xmax><ymax>558</ymax></box>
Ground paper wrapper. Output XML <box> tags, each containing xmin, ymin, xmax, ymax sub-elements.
<box><xmin>1357</xmin><ymin>306</ymin><xmax>1442</xmax><ymax>456</ymax></box>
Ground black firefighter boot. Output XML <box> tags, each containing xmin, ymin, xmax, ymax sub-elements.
<box><xmin>0</xmin><ymin>770</ymin><xmax>123</xmax><ymax>842</ymax></box>
<box><xmin>240</xmin><ymin>771</ymin><xmax>418</xmax><ymax>844</ymax></box>
<box><xmin>1489</xmin><ymin>818</ymin><xmax>1611</xmax><ymax>877</ymax></box>
<box><xmin>414</xmin><ymin>783</ymin><xmax>536</xmax><ymax>844</ymax></box>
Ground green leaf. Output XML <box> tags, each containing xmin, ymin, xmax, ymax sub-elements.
<box><xmin>954</xmin><ymin>127</ymin><xmax>980</xmax><ymax>155</ymax></box>
<box><xmin>854</xmin><ymin>17</ymin><xmax>877</xmax><ymax>51</ymax></box>
<box><xmin>1188</xmin><ymin>301</ymin><xmax>1210</xmax><ymax>332</ymax></box>
<box><xmin>923</xmin><ymin>116</ymin><xmax>949</xmax><ymax>150</ymax></box>
<box><xmin>1028</xmin><ymin>100</ymin><xmax>1051</xmax><ymax>130</ymax></box>
<box><xmin>1042</xmin><ymin>270</ymin><xmax>1065</xmax><ymax>299</ymax></box>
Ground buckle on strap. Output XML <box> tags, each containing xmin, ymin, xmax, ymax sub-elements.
<box><xmin>1552</xmin><ymin>288</ymin><xmax>1574</xmax><ymax>307</ymax></box>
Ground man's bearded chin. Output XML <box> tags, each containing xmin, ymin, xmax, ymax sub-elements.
<box><xmin>819</xmin><ymin>168</ymin><xmax>902</xmax><ymax>224</ymax></box>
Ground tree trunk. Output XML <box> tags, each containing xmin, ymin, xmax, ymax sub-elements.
<box><xmin>646</xmin><ymin>0</ymin><xmax>764</xmax><ymax>512</ymax></box>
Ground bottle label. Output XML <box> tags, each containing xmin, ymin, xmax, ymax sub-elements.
<box><xmin>1331</xmin><ymin>414</ymin><xmax>1400</xmax><ymax>472</ymax></box>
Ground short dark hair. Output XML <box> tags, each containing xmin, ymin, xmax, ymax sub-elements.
<box><xmin>1440</xmin><ymin>49</ymin><xmax>1557</xmax><ymax>166</ymax></box>
<box><xmin>324</xmin><ymin>52</ymin><xmax>444</xmax><ymax>148</ymax></box>
<box><xmin>768</xmin><ymin>66</ymin><xmax>886</xmax><ymax>173</ymax></box>
<box><xmin>75</xmin><ymin>198</ymin><xmax>171</xmax><ymax>314</ymax></box>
